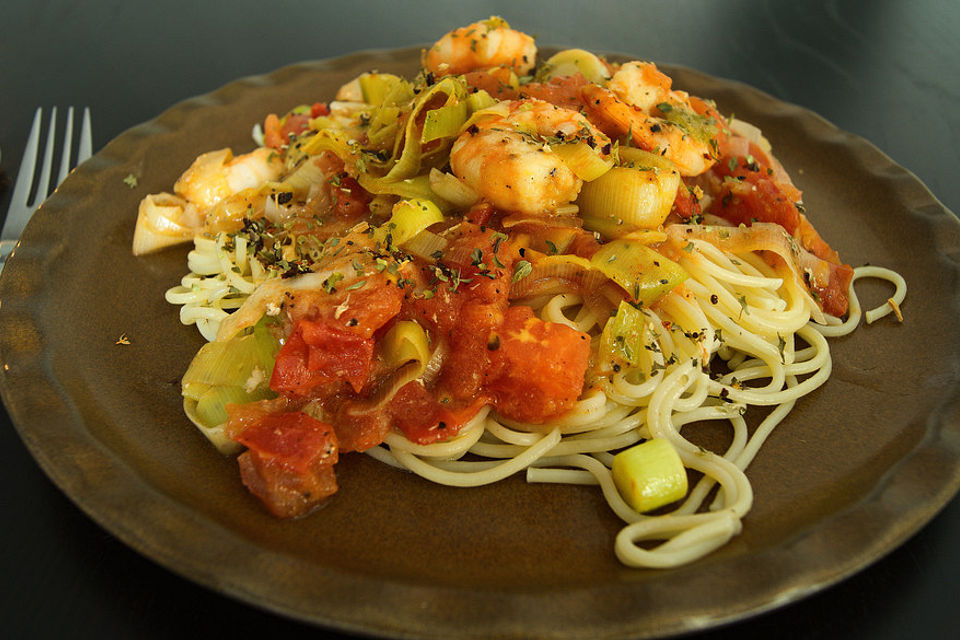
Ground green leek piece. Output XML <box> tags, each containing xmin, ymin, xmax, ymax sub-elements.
<box><xmin>421</xmin><ymin>101</ymin><xmax>469</xmax><ymax>144</ymax></box>
<box><xmin>381</xmin><ymin>320</ymin><xmax>431</xmax><ymax>376</ymax></box>
<box><xmin>357</xmin><ymin>173</ymin><xmax>452</xmax><ymax>212</ymax></box>
<box><xmin>193</xmin><ymin>384</ymin><xmax>274</xmax><ymax>432</ymax></box>
<box><xmin>580</xmin><ymin>213</ymin><xmax>635</xmax><ymax>239</ymax></box>
<box><xmin>598</xmin><ymin>300</ymin><xmax>647</xmax><ymax>373</ymax></box>
<box><xmin>616</xmin><ymin>147</ymin><xmax>677</xmax><ymax>171</ymax></box>
<box><xmin>301</xmin><ymin>129</ymin><xmax>360</xmax><ymax>166</ymax></box>
<box><xmin>366</xmin><ymin>105</ymin><xmax>403</xmax><ymax>147</ymax></box>
<box><xmin>181</xmin><ymin>316</ymin><xmax>280</xmax><ymax>448</ymax></box>
<box><xmin>384</xmin><ymin>76</ymin><xmax>468</xmax><ymax>180</ymax></box>
<box><xmin>183</xmin><ymin>399</ymin><xmax>241</xmax><ymax>455</ymax></box>
<box><xmin>359</xmin><ymin>73</ymin><xmax>414</xmax><ymax>107</ymax></box>
<box><xmin>375</xmin><ymin>199</ymin><xmax>445</xmax><ymax>249</ymax></box>
<box><xmin>465</xmin><ymin>89</ymin><xmax>497</xmax><ymax>113</ymax></box>
<box><xmin>590</xmin><ymin>239</ymin><xmax>687</xmax><ymax>305</ymax></box>
<box><xmin>577</xmin><ymin>163</ymin><xmax>681</xmax><ymax>233</ymax></box>
<box><xmin>181</xmin><ymin>319</ymin><xmax>279</xmax><ymax>397</ymax></box>
<box><xmin>278</xmin><ymin>157</ymin><xmax>327</xmax><ymax>194</ymax></box>
<box><xmin>427</xmin><ymin>169</ymin><xmax>479</xmax><ymax>209</ymax></box>
<box><xmin>552</xmin><ymin>141</ymin><xmax>614</xmax><ymax>182</ymax></box>
<box><xmin>540</xmin><ymin>48</ymin><xmax>612</xmax><ymax>84</ymax></box>
<box><xmin>403</xmin><ymin>229</ymin><xmax>450</xmax><ymax>262</ymax></box>
<box><xmin>612</xmin><ymin>438</ymin><xmax>688</xmax><ymax>512</ymax></box>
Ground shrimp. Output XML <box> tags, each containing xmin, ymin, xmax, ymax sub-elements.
<box><xmin>174</xmin><ymin>147</ymin><xmax>283</xmax><ymax>210</ymax></box>
<box><xmin>424</xmin><ymin>17</ymin><xmax>537</xmax><ymax>77</ymax></box>
<box><xmin>449</xmin><ymin>98</ymin><xmax>612</xmax><ymax>215</ymax></box>
<box><xmin>132</xmin><ymin>148</ymin><xmax>283</xmax><ymax>255</ymax></box>
<box><xmin>581</xmin><ymin>61</ymin><xmax>721</xmax><ymax>176</ymax></box>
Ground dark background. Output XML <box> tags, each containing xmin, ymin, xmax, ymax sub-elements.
<box><xmin>1</xmin><ymin>1</ymin><xmax>958</xmax><ymax>638</ymax></box>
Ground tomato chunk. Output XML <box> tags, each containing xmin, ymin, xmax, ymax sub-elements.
<box><xmin>708</xmin><ymin>143</ymin><xmax>842</xmax><ymax>265</ymax></box>
<box><xmin>273</xmin><ymin>276</ymin><xmax>404</xmax><ymax>396</ymax></box>
<box><xmin>388</xmin><ymin>381</ymin><xmax>488</xmax><ymax>445</ymax></box>
<box><xmin>520</xmin><ymin>74</ymin><xmax>590</xmax><ymax>110</ymax></box>
<box><xmin>463</xmin><ymin>67</ymin><xmax>521</xmax><ymax>100</ymax></box>
<box><xmin>485</xmin><ymin>305</ymin><xmax>591</xmax><ymax>423</ymax></box>
<box><xmin>232</xmin><ymin>411</ymin><xmax>339</xmax><ymax>518</ymax></box>
<box><xmin>271</xmin><ymin>319</ymin><xmax>375</xmax><ymax>395</ymax></box>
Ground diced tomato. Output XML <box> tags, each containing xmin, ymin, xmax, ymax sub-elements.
<box><xmin>465</xmin><ymin>201</ymin><xmax>496</xmax><ymax>226</ymax></box>
<box><xmin>671</xmin><ymin>182</ymin><xmax>703</xmax><ymax>222</ymax></box>
<box><xmin>272</xmin><ymin>276</ymin><xmax>403</xmax><ymax>396</ymax></box>
<box><xmin>711</xmin><ymin>170</ymin><xmax>801</xmax><ymax>235</ymax></box>
<box><xmin>327</xmin><ymin>395</ymin><xmax>392</xmax><ymax>453</ymax></box>
<box><xmin>388</xmin><ymin>381</ymin><xmax>488</xmax><ymax>445</ymax></box>
<box><xmin>329</xmin><ymin>174</ymin><xmax>372</xmax><ymax>220</ymax></box>
<box><xmin>271</xmin><ymin>319</ymin><xmax>375</xmax><ymax>395</ymax></box>
<box><xmin>401</xmin><ymin>282</ymin><xmax>464</xmax><ymax>337</ymax></box>
<box><xmin>264</xmin><ymin>112</ymin><xmax>313</xmax><ymax>150</ymax></box>
<box><xmin>300</xmin><ymin>321</ymin><xmax>376</xmax><ymax>390</ymax></box>
<box><xmin>440</xmin><ymin>294</ymin><xmax>507</xmax><ymax>401</ymax></box>
<box><xmin>402</xmin><ymin>224</ymin><xmax>515</xmax><ymax>336</ymax></box>
<box><xmin>811</xmin><ymin>262</ymin><xmax>855</xmax><ymax>318</ymax></box>
<box><xmin>520</xmin><ymin>74</ymin><xmax>590</xmax><ymax>110</ymax></box>
<box><xmin>263</xmin><ymin>113</ymin><xmax>283</xmax><ymax>150</ymax></box>
<box><xmin>282</xmin><ymin>114</ymin><xmax>311</xmax><ymax>139</ymax></box>
<box><xmin>430</xmin><ymin>226</ymin><xmax>516</xmax><ymax>401</ymax></box>
<box><xmin>462</xmin><ymin>67</ymin><xmax>521</xmax><ymax>100</ymax></box>
<box><xmin>312</xmin><ymin>152</ymin><xmax>373</xmax><ymax>221</ymax></box>
<box><xmin>224</xmin><ymin>396</ymin><xmax>300</xmax><ymax>438</ymax></box>
<box><xmin>325</xmin><ymin>277</ymin><xmax>404</xmax><ymax>338</ymax></box>
<box><xmin>310</xmin><ymin>102</ymin><xmax>330</xmax><ymax>117</ymax></box>
<box><xmin>285</xmin><ymin>274</ymin><xmax>404</xmax><ymax>338</ymax></box>
<box><xmin>566</xmin><ymin>228</ymin><xmax>602</xmax><ymax>259</ymax></box>
<box><xmin>232</xmin><ymin>411</ymin><xmax>339</xmax><ymax>518</ymax></box>
<box><xmin>485</xmin><ymin>305</ymin><xmax>591</xmax><ymax>423</ymax></box>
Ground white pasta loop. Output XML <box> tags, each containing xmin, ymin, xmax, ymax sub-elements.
<box><xmin>165</xmin><ymin>232</ymin><xmax>273</xmax><ymax>341</ymax></box>
<box><xmin>390</xmin><ymin>428</ymin><xmax>562</xmax><ymax>487</ymax></box>
<box><xmin>614</xmin><ymin>511</ymin><xmax>742</xmax><ymax>568</ymax></box>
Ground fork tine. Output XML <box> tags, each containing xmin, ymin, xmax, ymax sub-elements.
<box><xmin>31</xmin><ymin>107</ymin><xmax>58</xmax><ymax>208</ymax></box>
<box><xmin>78</xmin><ymin>107</ymin><xmax>93</xmax><ymax>164</ymax></box>
<box><xmin>56</xmin><ymin>106</ymin><xmax>75</xmax><ymax>187</ymax></box>
<box><xmin>9</xmin><ymin>108</ymin><xmax>42</xmax><ymax>210</ymax></box>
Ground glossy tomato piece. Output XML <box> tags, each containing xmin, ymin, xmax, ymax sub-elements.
<box><xmin>388</xmin><ymin>381</ymin><xmax>488</xmax><ymax>445</ymax></box>
<box><xmin>271</xmin><ymin>319</ymin><xmax>375</xmax><ymax>395</ymax></box>
<box><xmin>232</xmin><ymin>411</ymin><xmax>339</xmax><ymax>518</ymax></box>
<box><xmin>521</xmin><ymin>73</ymin><xmax>590</xmax><ymax>110</ymax></box>
<box><xmin>485</xmin><ymin>305</ymin><xmax>591</xmax><ymax>423</ymax></box>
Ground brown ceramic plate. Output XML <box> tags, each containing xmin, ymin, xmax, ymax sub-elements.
<box><xmin>2</xmin><ymin>47</ymin><xmax>959</xmax><ymax>639</ymax></box>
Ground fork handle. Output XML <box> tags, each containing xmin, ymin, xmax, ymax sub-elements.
<box><xmin>0</xmin><ymin>239</ymin><xmax>19</xmax><ymax>274</ymax></box>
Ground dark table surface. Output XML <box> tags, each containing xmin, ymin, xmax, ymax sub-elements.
<box><xmin>1</xmin><ymin>1</ymin><xmax>958</xmax><ymax>638</ymax></box>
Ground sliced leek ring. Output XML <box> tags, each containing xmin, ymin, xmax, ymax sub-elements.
<box><xmin>541</xmin><ymin>48</ymin><xmax>612</xmax><ymax>84</ymax></box>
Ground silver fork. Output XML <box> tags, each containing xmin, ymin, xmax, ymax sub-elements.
<box><xmin>0</xmin><ymin>107</ymin><xmax>93</xmax><ymax>272</ymax></box>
